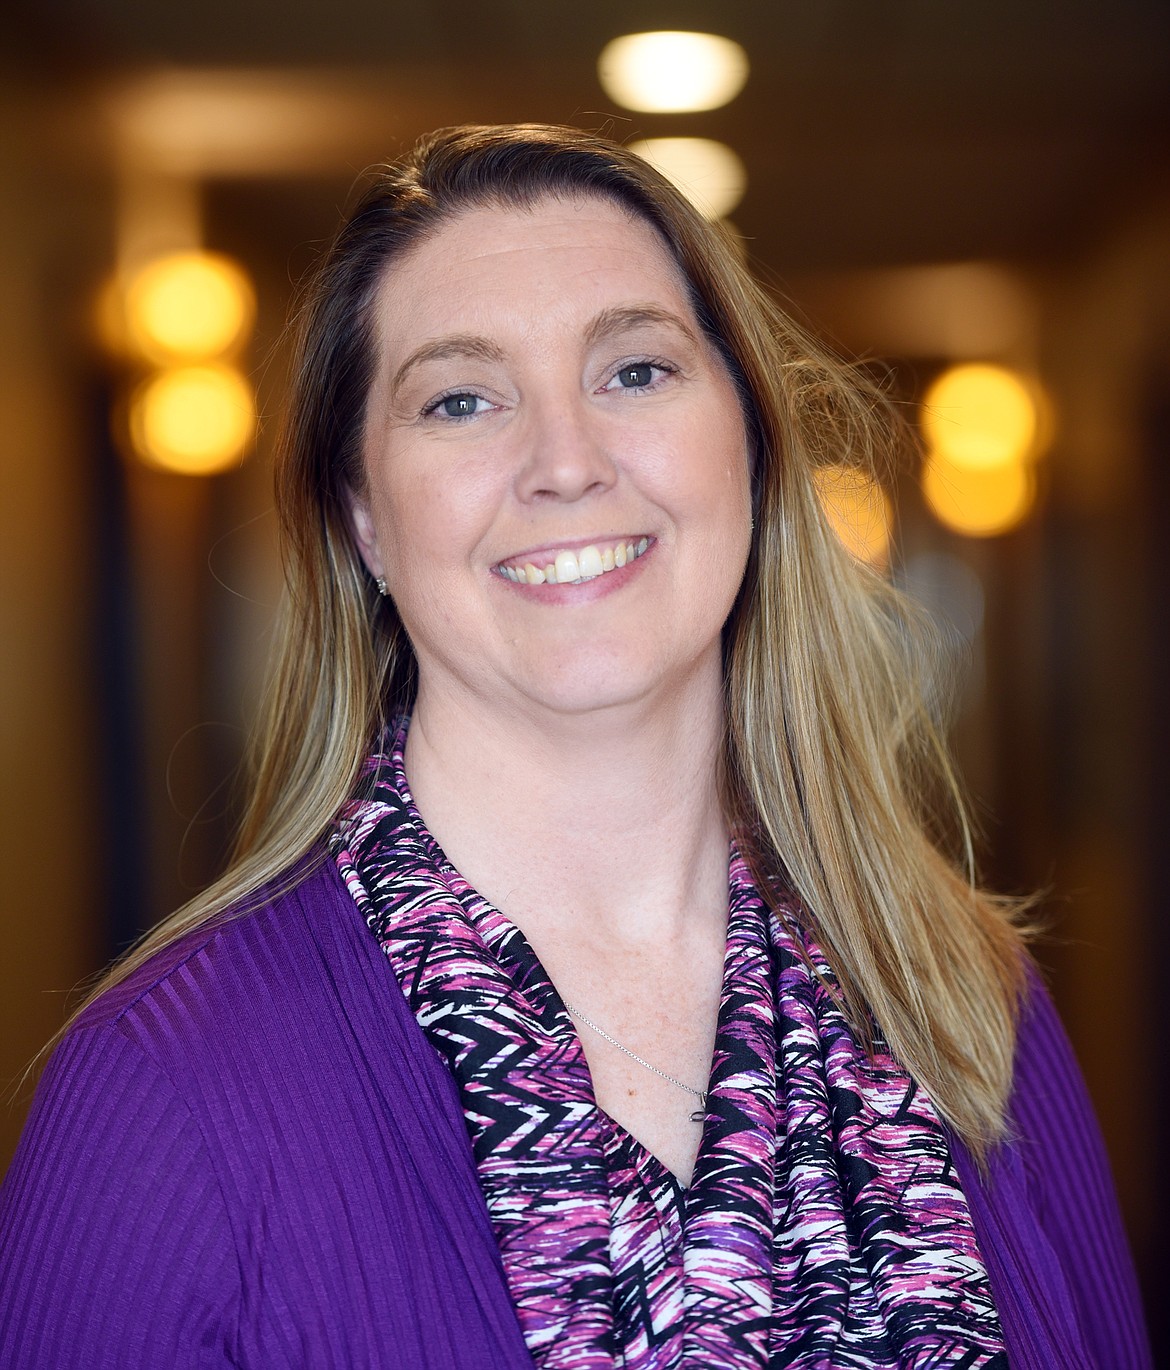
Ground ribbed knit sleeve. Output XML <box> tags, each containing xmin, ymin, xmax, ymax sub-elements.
<box><xmin>0</xmin><ymin>863</ymin><xmax>536</xmax><ymax>1369</ymax></box>
<box><xmin>1009</xmin><ymin>978</ymin><xmax>1152</xmax><ymax>1368</ymax></box>
<box><xmin>0</xmin><ymin>1022</ymin><xmax>240</xmax><ymax>1369</ymax></box>
<box><xmin>947</xmin><ymin>970</ymin><xmax>1152</xmax><ymax>1368</ymax></box>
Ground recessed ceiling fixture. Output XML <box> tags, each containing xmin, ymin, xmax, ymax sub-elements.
<box><xmin>628</xmin><ymin>138</ymin><xmax>747</xmax><ymax>219</ymax></box>
<box><xmin>599</xmin><ymin>31</ymin><xmax>748</xmax><ymax>113</ymax></box>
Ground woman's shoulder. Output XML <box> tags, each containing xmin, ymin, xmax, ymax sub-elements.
<box><xmin>1007</xmin><ymin>962</ymin><xmax>1121</xmax><ymax>1181</ymax></box>
<box><xmin>24</xmin><ymin>846</ymin><xmax>472</xmax><ymax>1171</ymax></box>
<box><xmin>969</xmin><ymin>959</ymin><xmax>1152</xmax><ymax>1368</ymax></box>
<box><xmin>14</xmin><ymin>850</ymin><xmax>430</xmax><ymax>1188</ymax></box>
<box><xmin>68</xmin><ymin>852</ymin><xmax>374</xmax><ymax>1061</ymax></box>
<box><xmin>34</xmin><ymin>849</ymin><xmax>467</xmax><ymax>1176</ymax></box>
<box><xmin>0</xmin><ymin>855</ymin><xmax>530</xmax><ymax>1368</ymax></box>
<box><xmin>9</xmin><ymin>855</ymin><xmax>384</xmax><ymax>1172</ymax></box>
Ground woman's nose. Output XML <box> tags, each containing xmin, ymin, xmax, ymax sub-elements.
<box><xmin>513</xmin><ymin>395</ymin><xmax>618</xmax><ymax>504</ymax></box>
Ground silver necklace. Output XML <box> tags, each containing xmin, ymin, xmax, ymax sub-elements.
<box><xmin>562</xmin><ymin>1000</ymin><xmax>709</xmax><ymax>1123</ymax></box>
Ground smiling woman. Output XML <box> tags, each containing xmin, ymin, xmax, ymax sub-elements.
<box><xmin>0</xmin><ymin>125</ymin><xmax>1151</xmax><ymax>1368</ymax></box>
<box><xmin>347</xmin><ymin>198</ymin><xmax>750</xmax><ymax>732</ymax></box>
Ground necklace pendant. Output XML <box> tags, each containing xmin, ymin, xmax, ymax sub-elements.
<box><xmin>690</xmin><ymin>1093</ymin><xmax>708</xmax><ymax>1124</ymax></box>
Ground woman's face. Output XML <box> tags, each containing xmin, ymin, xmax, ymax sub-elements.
<box><xmin>350</xmin><ymin>194</ymin><xmax>753</xmax><ymax>722</ymax></box>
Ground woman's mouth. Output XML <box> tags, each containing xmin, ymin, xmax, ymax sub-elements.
<box><xmin>494</xmin><ymin>538</ymin><xmax>651</xmax><ymax>586</ymax></box>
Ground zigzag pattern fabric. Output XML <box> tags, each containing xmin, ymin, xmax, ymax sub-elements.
<box><xmin>332</xmin><ymin>723</ymin><xmax>1006</xmax><ymax>1369</ymax></box>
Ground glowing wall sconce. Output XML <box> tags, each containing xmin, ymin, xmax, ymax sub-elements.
<box><xmin>628</xmin><ymin>137</ymin><xmax>746</xmax><ymax>219</ymax></box>
<box><xmin>128</xmin><ymin>364</ymin><xmax>256</xmax><ymax>475</ymax></box>
<box><xmin>921</xmin><ymin>363</ymin><xmax>1044</xmax><ymax>471</ymax></box>
<box><xmin>813</xmin><ymin>464</ymin><xmax>894</xmax><ymax>568</ymax></box>
<box><xmin>921</xmin><ymin>453</ymin><xmax>1036</xmax><ymax>538</ymax></box>
<box><xmin>919</xmin><ymin>362</ymin><xmax>1049</xmax><ymax>538</ymax></box>
<box><xmin>123</xmin><ymin>250</ymin><xmax>255</xmax><ymax>364</ymax></box>
<box><xmin>599</xmin><ymin>31</ymin><xmax>749</xmax><ymax>113</ymax></box>
<box><xmin>103</xmin><ymin>248</ymin><xmax>258</xmax><ymax>476</ymax></box>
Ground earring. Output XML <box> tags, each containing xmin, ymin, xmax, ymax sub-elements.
<box><xmin>375</xmin><ymin>576</ymin><xmax>388</xmax><ymax>596</ymax></box>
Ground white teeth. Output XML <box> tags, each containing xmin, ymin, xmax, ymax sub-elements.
<box><xmin>554</xmin><ymin>549</ymin><xmax>580</xmax><ymax>584</ymax></box>
<box><xmin>577</xmin><ymin>545</ymin><xmax>603</xmax><ymax>578</ymax></box>
<box><xmin>499</xmin><ymin>538</ymin><xmax>650</xmax><ymax>585</ymax></box>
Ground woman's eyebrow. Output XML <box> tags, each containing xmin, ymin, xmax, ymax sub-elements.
<box><xmin>389</xmin><ymin>307</ymin><xmax>697</xmax><ymax>400</ymax></box>
<box><xmin>584</xmin><ymin>304</ymin><xmax>700</xmax><ymax>348</ymax></box>
<box><xmin>390</xmin><ymin>335</ymin><xmax>505</xmax><ymax>399</ymax></box>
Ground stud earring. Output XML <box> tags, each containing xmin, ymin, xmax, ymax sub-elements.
<box><xmin>375</xmin><ymin>576</ymin><xmax>388</xmax><ymax>596</ymax></box>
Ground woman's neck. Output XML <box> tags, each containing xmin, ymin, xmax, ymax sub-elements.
<box><xmin>403</xmin><ymin>673</ymin><xmax>730</xmax><ymax>947</ymax></box>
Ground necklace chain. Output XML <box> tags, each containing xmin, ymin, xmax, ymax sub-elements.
<box><xmin>562</xmin><ymin>1000</ymin><xmax>708</xmax><ymax>1120</ymax></box>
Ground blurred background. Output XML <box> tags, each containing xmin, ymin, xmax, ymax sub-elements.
<box><xmin>2</xmin><ymin>0</ymin><xmax>1168</xmax><ymax>1347</ymax></box>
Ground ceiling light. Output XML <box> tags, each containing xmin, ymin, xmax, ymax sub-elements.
<box><xmin>628</xmin><ymin>138</ymin><xmax>746</xmax><ymax>219</ymax></box>
<box><xmin>599</xmin><ymin>31</ymin><xmax>748</xmax><ymax>113</ymax></box>
<box><xmin>922</xmin><ymin>451</ymin><xmax>1037</xmax><ymax>538</ymax></box>
<box><xmin>129</xmin><ymin>364</ymin><xmax>255</xmax><ymax>474</ymax></box>
<box><xmin>123</xmin><ymin>251</ymin><xmax>255</xmax><ymax>363</ymax></box>
<box><xmin>921</xmin><ymin>364</ymin><xmax>1041</xmax><ymax>471</ymax></box>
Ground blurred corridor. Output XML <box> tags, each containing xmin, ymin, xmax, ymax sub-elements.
<box><xmin>2</xmin><ymin>0</ymin><xmax>1168</xmax><ymax>1350</ymax></box>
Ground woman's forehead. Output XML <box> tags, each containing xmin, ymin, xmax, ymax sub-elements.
<box><xmin>360</xmin><ymin>195</ymin><xmax>717</xmax><ymax>426</ymax></box>
<box><xmin>371</xmin><ymin>195</ymin><xmax>692</xmax><ymax>328</ymax></box>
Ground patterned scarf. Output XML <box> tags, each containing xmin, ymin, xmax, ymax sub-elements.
<box><xmin>332</xmin><ymin>725</ymin><xmax>1006</xmax><ymax>1369</ymax></box>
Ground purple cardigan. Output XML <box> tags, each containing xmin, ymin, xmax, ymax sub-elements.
<box><xmin>0</xmin><ymin>856</ymin><xmax>1151</xmax><ymax>1368</ymax></box>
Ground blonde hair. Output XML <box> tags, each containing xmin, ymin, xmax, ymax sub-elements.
<box><xmin>72</xmin><ymin>125</ymin><xmax>1026</xmax><ymax>1160</ymax></box>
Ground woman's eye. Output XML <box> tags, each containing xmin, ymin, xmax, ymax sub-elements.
<box><xmin>434</xmin><ymin>392</ymin><xmax>484</xmax><ymax>419</ymax></box>
<box><xmin>613</xmin><ymin>361</ymin><xmax>660</xmax><ymax>389</ymax></box>
<box><xmin>603</xmin><ymin>360</ymin><xmax>673</xmax><ymax>393</ymax></box>
<box><xmin>605</xmin><ymin>361</ymin><xmax>676</xmax><ymax>394</ymax></box>
<box><xmin>617</xmin><ymin>363</ymin><xmax>655</xmax><ymax>389</ymax></box>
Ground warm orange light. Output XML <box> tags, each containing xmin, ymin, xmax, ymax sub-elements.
<box><xmin>123</xmin><ymin>251</ymin><xmax>255</xmax><ymax>363</ymax></box>
<box><xmin>129</xmin><ymin>364</ymin><xmax>255</xmax><ymax>474</ymax></box>
<box><xmin>813</xmin><ymin>465</ymin><xmax>893</xmax><ymax>567</ymax></box>
<box><xmin>921</xmin><ymin>363</ymin><xmax>1041</xmax><ymax>471</ymax></box>
<box><xmin>922</xmin><ymin>451</ymin><xmax>1036</xmax><ymax>537</ymax></box>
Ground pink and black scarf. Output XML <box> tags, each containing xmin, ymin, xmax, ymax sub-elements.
<box><xmin>332</xmin><ymin>724</ymin><xmax>1006</xmax><ymax>1369</ymax></box>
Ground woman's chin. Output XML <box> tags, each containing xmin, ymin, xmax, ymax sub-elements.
<box><xmin>511</xmin><ymin>673</ymin><xmax>657</xmax><ymax>720</ymax></box>
<box><xmin>500</xmin><ymin>648</ymin><xmax>715</xmax><ymax>724</ymax></box>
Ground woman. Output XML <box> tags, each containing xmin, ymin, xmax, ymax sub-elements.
<box><xmin>0</xmin><ymin>124</ymin><xmax>1150</xmax><ymax>1367</ymax></box>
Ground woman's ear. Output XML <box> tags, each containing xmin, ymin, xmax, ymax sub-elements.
<box><xmin>345</xmin><ymin>488</ymin><xmax>385</xmax><ymax>582</ymax></box>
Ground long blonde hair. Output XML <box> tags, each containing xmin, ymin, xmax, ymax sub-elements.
<box><xmin>73</xmin><ymin>124</ymin><xmax>1026</xmax><ymax>1160</ymax></box>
